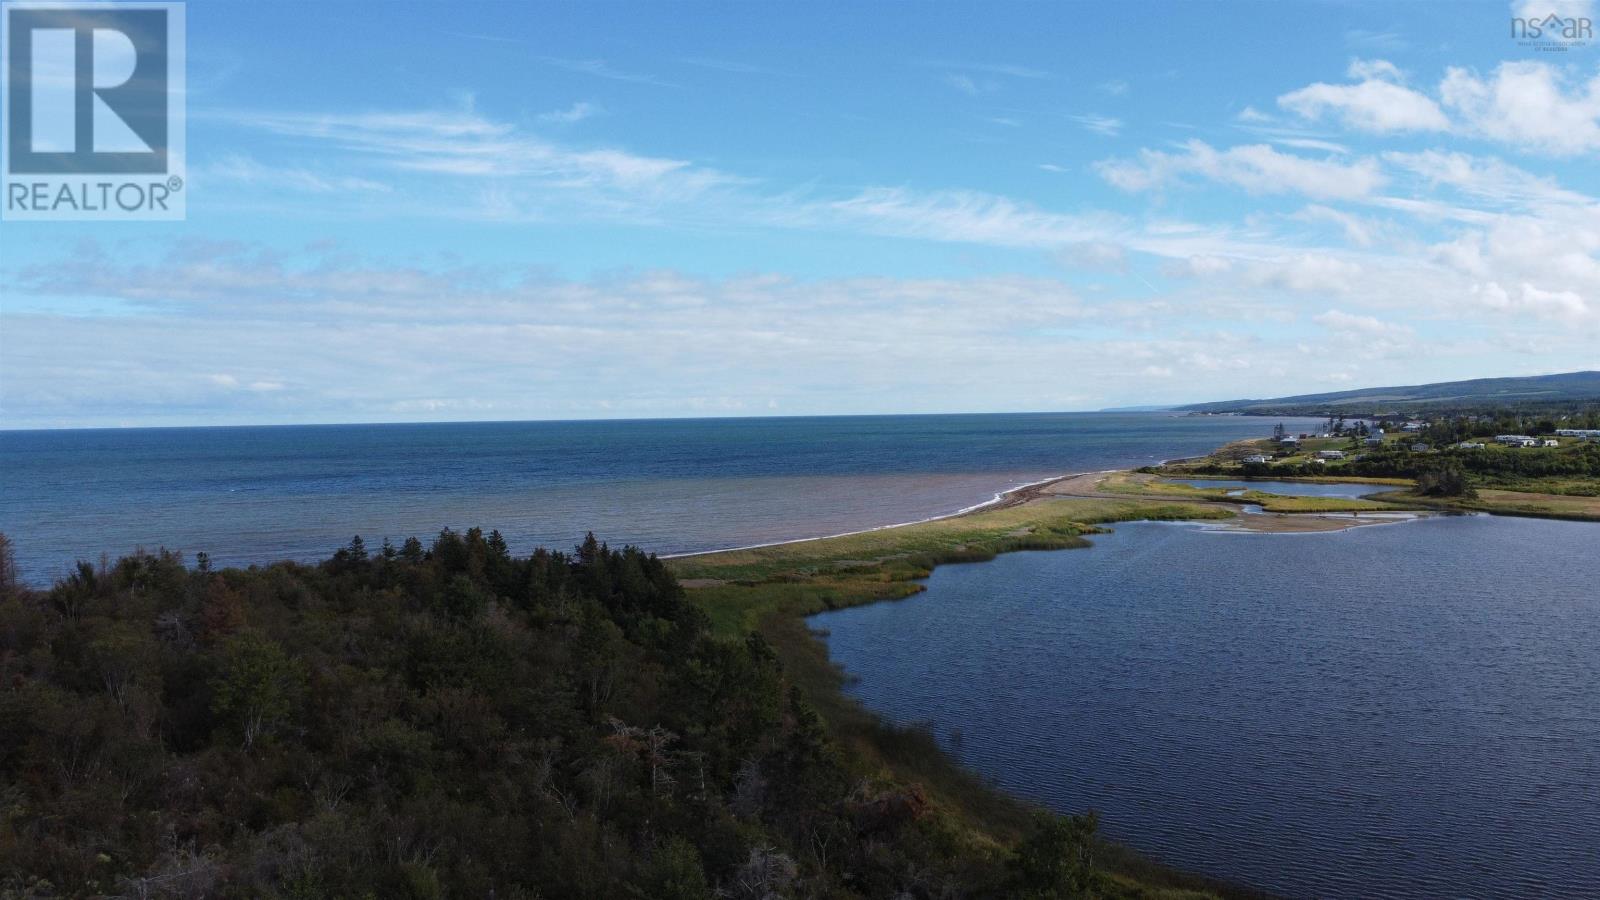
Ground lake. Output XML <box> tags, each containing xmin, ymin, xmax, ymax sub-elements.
<box><xmin>812</xmin><ymin>513</ymin><xmax>1600</xmax><ymax>899</ymax></box>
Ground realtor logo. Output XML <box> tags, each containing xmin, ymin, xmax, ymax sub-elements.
<box><xmin>2</xmin><ymin>1</ymin><xmax>185</xmax><ymax>220</ymax></box>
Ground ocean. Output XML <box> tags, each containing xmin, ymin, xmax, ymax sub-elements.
<box><xmin>0</xmin><ymin>412</ymin><xmax>1317</xmax><ymax>584</ymax></box>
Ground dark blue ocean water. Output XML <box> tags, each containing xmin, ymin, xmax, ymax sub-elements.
<box><xmin>812</xmin><ymin>515</ymin><xmax>1600</xmax><ymax>899</ymax></box>
<box><xmin>0</xmin><ymin>412</ymin><xmax>1316</xmax><ymax>584</ymax></box>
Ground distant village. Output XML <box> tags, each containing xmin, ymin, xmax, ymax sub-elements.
<box><xmin>1238</xmin><ymin>416</ymin><xmax>1600</xmax><ymax>468</ymax></box>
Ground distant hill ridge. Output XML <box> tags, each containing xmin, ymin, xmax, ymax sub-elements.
<box><xmin>1179</xmin><ymin>371</ymin><xmax>1600</xmax><ymax>415</ymax></box>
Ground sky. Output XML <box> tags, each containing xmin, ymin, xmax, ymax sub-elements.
<box><xmin>4</xmin><ymin>0</ymin><xmax>1600</xmax><ymax>428</ymax></box>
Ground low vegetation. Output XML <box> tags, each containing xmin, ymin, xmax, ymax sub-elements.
<box><xmin>672</xmin><ymin>497</ymin><xmax>1256</xmax><ymax>899</ymax></box>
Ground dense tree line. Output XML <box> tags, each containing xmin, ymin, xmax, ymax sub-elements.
<box><xmin>0</xmin><ymin>529</ymin><xmax>1101</xmax><ymax>898</ymax></box>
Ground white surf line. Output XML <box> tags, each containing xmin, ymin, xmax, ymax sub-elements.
<box><xmin>660</xmin><ymin>470</ymin><xmax>1103</xmax><ymax>560</ymax></box>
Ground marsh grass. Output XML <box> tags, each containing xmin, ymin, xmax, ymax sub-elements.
<box><xmin>670</xmin><ymin>496</ymin><xmax>1267</xmax><ymax>898</ymax></box>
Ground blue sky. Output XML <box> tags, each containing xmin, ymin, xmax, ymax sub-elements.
<box><xmin>4</xmin><ymin>0</ymin><xmax>1600</xmax><ymax>427</ymax></box>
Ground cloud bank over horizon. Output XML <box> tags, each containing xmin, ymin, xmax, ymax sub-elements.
<box><xmin>3</xmin><ymin>2</ymin><xmax>1600</xmax><ymax>428</ymax></box>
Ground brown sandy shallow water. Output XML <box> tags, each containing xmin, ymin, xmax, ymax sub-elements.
<box><xmin>1002</xmin><ymin>470</ymin><xmax>1431</xmax><ymax>534</ymax></box>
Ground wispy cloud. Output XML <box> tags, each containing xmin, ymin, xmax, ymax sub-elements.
<box><xmin>921</xmin><ymin>60</ymin><xmax>1051</xmax><ymax>79</ymax></box>
<box><xmin>943</xmin><ymin>73</ymin><xmax>990</xmax><ymax>96</ymax></box>
<box><xmin>1344</xmin><ymin>29</ymin><xmax>1409</xmax><ymax>52</ymax></box>
<box><xmin>676</xmin><ymin>56</ymin><xmax>792</xmax><ymax>76</ymax></box>
<box><xmin>535</xmin><ymin>56</ymin><xmax>679</xmax><ymax>87</ymax></box>
<box><xmin>1097</xmin><ymin>140</ymin><xmax>1385</xmax><ymax>200</ymax></box>
<box><xmin>217</xmin><ymin>106</ymin><xmax>734</xmax><ymax>212</ymax></box>
<box><xmin>538</xmin><ymin>101</ymin><xmax>603</xmax><ymax>124</ymax></box>
<box><xmin>1071</xmin><ymin>114</ymin><xmax>1123</xmax><ymax>137</ymax></box>
<box><xmin>200</xmin><ymin>154</ymin><xmax>392</xmax><ymax>193</ymax></box>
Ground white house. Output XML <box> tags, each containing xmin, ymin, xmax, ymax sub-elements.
<box><xmin>1496</xmin><ymin>434</ymin><xmax>1537</xmax><ymax>447</ymax></box>
<box><xmin>1242</xmin><ymin>454</ymin><xmax>1271</xmax><ymax>465</ymax></box>
<box><xmin>1543</xmin><ymin>439</ymin><xmax>1560</xmax><ymax>447</ymax></box>
<box><xmin>1317</xmin><ymin>450</ymin><xmax>1345</xmax><ymax>460</ymax></box>
<box><xmin>1457</xmin><ymin>442</ymin><xmax>1486</xmax><ymax>450</ymax></box>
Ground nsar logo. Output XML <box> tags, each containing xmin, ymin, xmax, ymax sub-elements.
<box><xmin>1511</xmin><ymin>11</ymin><xmax>1593</xmax><ymax>51</ymax></box>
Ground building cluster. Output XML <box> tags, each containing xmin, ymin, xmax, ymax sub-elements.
<box><xmin>1245</xmin><ymin>419</ymin><xmax>1592</xmax><ymax>470</ymax></box>
<box><xmin>1493</xmin><ymin>434</ymin><xmax>1567</xmax><ymax>448</ymax></box>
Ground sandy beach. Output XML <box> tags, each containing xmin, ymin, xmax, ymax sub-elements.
<box><xmin>984</xmin><ymin>468</ymin><xmax>1429</xmax><ymax>535</ymax></box>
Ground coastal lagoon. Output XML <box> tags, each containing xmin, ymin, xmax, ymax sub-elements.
<box><xmin>813</xmin><ymin>513</ymin><xmax>1600</xmax><ymax>899</ymax></box>
<box><xmin>0</xmin><ymin>412</ymin><xmax>1320</xmax><ymax>584</ymax></box>
<box><xmin>1170</xmin><ymin>479</ymin><xmax>1387</xmax><ymax>500</ymax></box>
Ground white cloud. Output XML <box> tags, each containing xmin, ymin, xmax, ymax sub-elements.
<box><xmin>1272</xmin><ymin>137</ymin><xmax>1351</xmax><ymax>155</ymax></box>
<box><xmin>1440</xmin><ymin>62</ymin><xmax>1600</xmax><ymax>157</ymax></box>
<box><xmin>1058</xmin><ymin>241</ymin><xmax>1128</xmax><ymax>270</ymax></box>
<box><xmin>538</xmin><ymin>101</ymin><xmax>603</xmax><ymax>124</ymax></box>
<box><xmin>1070</xmin><ymin>114</ymin><xmax>1123</xmax><ymax>137</ymax></box>
<box><xmin>1276</xmin><ymin>57</ymin><xmax>1600</xmax><ymax>156</ymax></box>
<box><xmin>535</xmin><ymin>56</ymin><xmax>677</xmax><ymax>87</ymax></box>
<box><xmin>1294</xmin><ymin>204</ymin><xmax>1381</xmax><ymax>246</ymax></box>
<box><xmin>216</xmin><ymin>106</ymin><xmax>738</xmax><ymax>222</ymax></box>
<box><xmin>1162</xmin><ymin>255</ymin><xmax>1234</xmax><ymax>278</ymax></box>
<box><xmin>1278</xmin><ymin>61</ymin><xmax>1449</xmax><ymax>133</ymax></box>
<box><xmin>1471</xmin><ymin>281</ymin><xmax>1591</xmax><ymax>322</ymax></box>
<box><xmin>1096</xmin><ymin>140</ymin><xmax>1385</xmax><ymax>200</ymax></box>
<box><xmin>825</xmin><ymin>188</ymin><xmax>1118</xmax><ymax>249</ymax></box>
<box><xmin>1314</xmin><ymin>309</ymin><xmax>1413</xmax><ymax>338</ymax></box>
<box><xmin>1245</xmin><ymin>253</ymin><xmax>1365</xmax><ymax>294</ymax></box>
<box><xmin>944</xmin><ymin>74</ymin><xmax>989</xmax><ymax>95</ymax></box>
<box><xmin>1346</xmin><ymin>58</ymin><xmax>1404</xmax><ymax>82</ymax></box>
<box><xmin>1510</xmin><ymin>0</ymin><xmax>1594</xmax><ymax>21</ymax></box>
<box><xmin>201</xmin><ymin>154</ymin><xmax>392</xmax><ymax>193</ymax></box>
<box><xmin>1382</xmin><ymin>149</ymin><xmax>1592</xmax><ymax>208</ymax></box>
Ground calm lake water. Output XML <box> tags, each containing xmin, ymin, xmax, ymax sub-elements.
<box><xmin>0</xmin><ymin>412</ymin><xmax>1318</xmax><ymax>584</ymax></box>
<box><xmin>813</xmin><ymin>514</ymin><xmax>1600</xmax><ymax>899</ymax></box>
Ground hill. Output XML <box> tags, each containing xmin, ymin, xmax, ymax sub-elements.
<box><xmin>1177</xmin><ymin>371</ymin><xmax>1600</xmax><ymax>416</ymax></box>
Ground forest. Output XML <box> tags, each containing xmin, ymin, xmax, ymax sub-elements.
<box><xmin>0</xmin><ymin>528</ymin><xmax>1104</xmax><ymax>899</ymax></box>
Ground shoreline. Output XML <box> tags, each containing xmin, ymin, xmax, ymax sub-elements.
<box><xmin>665</xmin><ymin>453</ymin><xmax>1464</xmax><ymax>898</ymax></box>
<box><xmin>664</xmin><ymin>449</ymin><xmax>1298</xmax><ymax>564</ymax></box>
<box><xmin>670</xmin><ymin>445</ymin><xmax>1594</xmax><ymax>895</ymax></box>
<box><xmin>669</xmin><ymin>485</ymin><xmax>1268</xmax><ymax>899</ymax></box>
<box><xmin>659</xmin><ymin>469</ymin><xmax>1105</xmax><ymax>560</ymax></box>
<box><xmin>671</xmin><ymin>466</ymin><xmax>1432</xmax><ymax>568</ymax></box>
